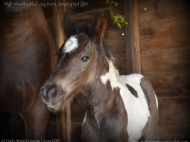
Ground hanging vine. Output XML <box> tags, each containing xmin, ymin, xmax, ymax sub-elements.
<box><xmin>106</xmin><ymin>0</ymin><xmax>128</xmax><ymax>29</ymax></box>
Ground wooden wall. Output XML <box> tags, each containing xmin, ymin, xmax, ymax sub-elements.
<box><xmin>138</xmin><ymin>0</ymin><xmax>190</xmax><ymax>140</ymax></box>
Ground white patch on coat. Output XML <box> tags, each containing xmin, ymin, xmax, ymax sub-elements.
<box><xmin>82</xmin><ymin>112</ymin><xmax>87</xmax><ymax>127</ymax></box>
<box><xmin>155</xmin><ymin>94</ymin><xmax>158</xmax><ymax>109</ymax></box>
<box><xmin>63</xmin><ymin>35</ymin><xmax>79</xmax><ymax>53</ymax></box>
<box><xmin>100</xmin><ymin>60</ymin><xmax>150</xmax><ymax>142</ymax></box>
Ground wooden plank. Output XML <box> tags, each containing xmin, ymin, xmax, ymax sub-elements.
<box><xmin>105</xmin><ymin>30</ymin><xmax>126</xmax><ymax>54</ymax></box>
<box><xmin>155</xmin><ymin>90</ymin><xmax>190</xmax><ymax>99</ymax></box>
<box><xmin>138</xmin><ymin>0</ymin><xmax>190</xmax><ymax>27</ymax></box>
<box><xmin>158</xmin><ymin>98</ymin><xmax>190</xmax><ymax>124</ymax></box>
<box><xmin>66</xmin><ymin>0</ymin><xmax>125</xmax><ymax>18</ymax></box>
<box><xmin>124</xmin><ymin>0</ymin><xmax>141</xmax><ymax>74</ymax></box>
<box><xmin>139</xmin><ymin>20</ymin><xmax>190</xmax><ymax>51</ymax></box>
<box><xmin>141</xmin><ymin>46</ymin><xmax>190</xmax><ymax>73</ymax></box>
<box><xmin>70</xmin><ymin>10</ymin><xmax>125</xmax><ymax>31</ymax></box>
<box><xmin>159</xmin><ymin>123</ymin><xmax>190</xmax><ymax>134</ymax></box>
<box><xmin>65</xmin><ymin>0</ymin><xmax>108</xmax><ymax>16</ymax></box>
<box><xmin>144</xmin><ymin>72</ymin><xmax>190</xmax><ymax>94</ymax></box>
<box><xmin>159</xmin><ymin>124</ymin><xmax>190</xmax><ymax>141</ymax></box>
<box><xmin>71</xmin><ymin>122</ymin><xmax>82</xmax><ymax>142</ymax></box>
<box><xmin>113</xmin><ymin>53</ymin><xmax>127</xmax><ymax>75</ymax></box>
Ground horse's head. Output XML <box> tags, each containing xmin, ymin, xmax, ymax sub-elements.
<box><xmin>41</xmin><ymin>12</ymin><xmax>111</xmax><ymax>112</ymax></box>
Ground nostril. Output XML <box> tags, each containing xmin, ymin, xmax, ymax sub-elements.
<box><xmin>48</xmin><ymin>87</ymin><xmax>57</xmax><ymax>98</ymax></box>
<box><xmin>41</xmin><ymin>84</ymin><xmax>58</xmax><ymax>100</ymax></box>
<box><xmin>41</xmin><ymin>86</ymin><xmax>47</xmax><ymax>99</ymax></box>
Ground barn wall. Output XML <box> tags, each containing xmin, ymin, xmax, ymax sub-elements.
<box><xmin>138</xmin><ymin>0</ymin><xmax>190</xmax><ymax>140</ymax></box>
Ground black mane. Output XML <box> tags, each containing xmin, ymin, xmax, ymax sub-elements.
<box><xmin>63</xmin><ymin>11</ymin><xmax>92</xmax><ymax>38</ymax></box>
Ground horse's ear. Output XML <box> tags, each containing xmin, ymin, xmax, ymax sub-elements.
<box><xmin>63</xmin><ymin>11</ymin><xmax>76</xmax><ymax>38</ymax></box>
<box><xmin>93</xmin><ymin>14</ymin><xmax>107</xmax><ymax>47</ymax></box>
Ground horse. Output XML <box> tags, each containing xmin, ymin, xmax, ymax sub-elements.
<box><xmin>0</xmin><ymin>0</ymin><xmax>56</xmax><ymax>139</ymax></box>
<box><xmin>41</xmin><ymin>12</ymin><xmax>159</xmax><ymax>142</ymax></box>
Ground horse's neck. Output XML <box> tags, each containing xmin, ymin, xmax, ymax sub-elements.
<box><xmin>0</xmin><ymin>8</ymin><xmax>31</xmax><ymax>28</ymax></box>
<box><xmin>0</xmin><ymin>7</ymin><xmax>29</xmax><ymax>46</ymax></box>
<box><xmin>83</xmin><ymin>75</ymin><xmax>125</xmax><ymax>125</ymax></box>
<box><xmin>0</xmin><ymin>6</ymin><xmax>45</xmax><ymax>51</ymax></box>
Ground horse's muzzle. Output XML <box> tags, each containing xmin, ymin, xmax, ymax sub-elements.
<box><xmin>41</xmin><ymin>81</ymin><xmax>57</xmax><ymax>102</ymax></box>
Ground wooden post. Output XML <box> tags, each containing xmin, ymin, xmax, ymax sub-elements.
<box><xmin>124</xmin><ymin>0</ymin><xmax>141</xmax><ymax>74</ymax></box>
<box><xmin>57</xmin><ymin>102</ymin><xmax>71</xmax><ymax>142</ymax></box>
<box><xmin>65</xmin><ymin>102</ymin><xmax>71</xmax><ymax>142</ymax></box>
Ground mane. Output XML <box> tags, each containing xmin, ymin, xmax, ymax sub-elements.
<box><xmin>102</xmin><ymin>42</ymin><xmax>125</xmax><ymax>86</ymax></box>
<box><xmin>101</xmin><ymin>41</ymin><xmax>125</xmax><ymax>87</ymax></box>
<box><xmin>102</xmin><ymin>41</ymin><xmax>115</xmax><ymax>63</ymax></box>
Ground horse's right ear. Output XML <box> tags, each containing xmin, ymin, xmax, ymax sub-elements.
<box><xmin>92</xmin><ymin>14</ymin><xmax>107</xmax><ymax>47</ymax></box>
<box><xmin>63</xmin><ymin>11</ymin><xmax>76</xmax><ymax>38</ymax></box>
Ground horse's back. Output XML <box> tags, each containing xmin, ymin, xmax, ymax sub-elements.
<box><xmin>119</xmin><ymin>74</ymin><xmax>159</xmax><ymax>141</ymax></box>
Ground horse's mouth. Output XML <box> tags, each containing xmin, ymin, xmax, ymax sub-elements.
<box><xmin>46</xmin><ymin>102</ymin><xmax>61</xmax><ymax>113</ymax></box>
<box><xmin>43</xmin><ymin>95</ymin><xmax>65</xmax><ymax>112</ymax></box>
<box><xmin>47</xmin><ymin>106</ymin><xmax>58</xmax><ymax>113</ymax></box>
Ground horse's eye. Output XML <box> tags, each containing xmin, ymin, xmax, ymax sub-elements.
<box><xmin>81</xmin><ymin>56</ymin><xmax>89</xmax><ymax>62</ymax></box>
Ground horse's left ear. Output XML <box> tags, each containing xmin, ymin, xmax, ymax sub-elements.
<box><xmin>93</xmin><ymin>15</ymin><xmax>107</xmax><ymax>47</ymax></box>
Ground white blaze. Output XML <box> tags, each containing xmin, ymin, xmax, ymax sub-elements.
<box><xmin>100</xmin><ymin>61</ymin><xmax>150</xmax><ymax>142</ymax></box>
<box><xmin>63</xmin><ymin>35</ymin><xmax>79</xmax><ymax>53</ymax></box>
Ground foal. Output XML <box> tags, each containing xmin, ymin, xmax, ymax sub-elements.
<box><xmin>41</xmin><ymin>13</ymin><xmax>159</xmax><ymax>142</ymax></box>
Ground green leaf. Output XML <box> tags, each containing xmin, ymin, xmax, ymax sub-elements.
<box><xmin>117</xmin><ymin>22</ymin><xmax>122</xmax><ymax>30</ymax></box>
<box><xmin>107</xmin><ymin>0</ymin><xmax>128</xmax><ymax>29</ymax></box>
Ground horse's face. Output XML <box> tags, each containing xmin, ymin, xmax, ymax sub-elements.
<box><xmin>41</xmin><ymin>12</ymin><xmax>107</xmax><ymax>112</ymax></box>
<box><xmin>41</xmin><ymin>33</ymin><xmax>99</xmax><ymax>111</ymax></box>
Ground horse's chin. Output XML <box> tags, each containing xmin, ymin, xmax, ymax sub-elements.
<box><xmin>46</xmin><ymin>101</ymin><xmax>62</xmax><ymax>113</ymax></box>
<box><xmin>42</xmin><ymin>97</ymin><xmax>64</xmax><ymax>113</ymax></box>
<box><xmin>47</xmin><ymin>105</ymin><xmax>60</xmax><ymax>113</ymax></box>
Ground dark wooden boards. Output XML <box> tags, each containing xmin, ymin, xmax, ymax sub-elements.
<box><xmin>138</xmin><ymin>0</ymin><xmax>190</xmax><ymax>140</ymax></box>
<box><xmin>125</xmin><ymin>0</ymin><xmax>141</xmax><ymax>74</ymax></box>
<box><xmin>158</xmin><ymin>99</ymin><xmax>190</xmax><ymax>140</ymax></box>
<box><xmin>138</xmin><ymin>0</ymin><xmax>190</xmax><ymax>27</ymax></box>
<box><xmin>141</xmin><ymin>46</ymin><xmax>190</xmax><ymax>73</ymax></box>
<box><xmin>140</xmin><ymin>20</ymin><xmax>190</xmax><ymax>50</ymax></box>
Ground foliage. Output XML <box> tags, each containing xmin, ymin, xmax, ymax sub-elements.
<box><xmin>106</xmin><ymin>0</ymin><xmax>128</xmax><ymax>29</ymax></box>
